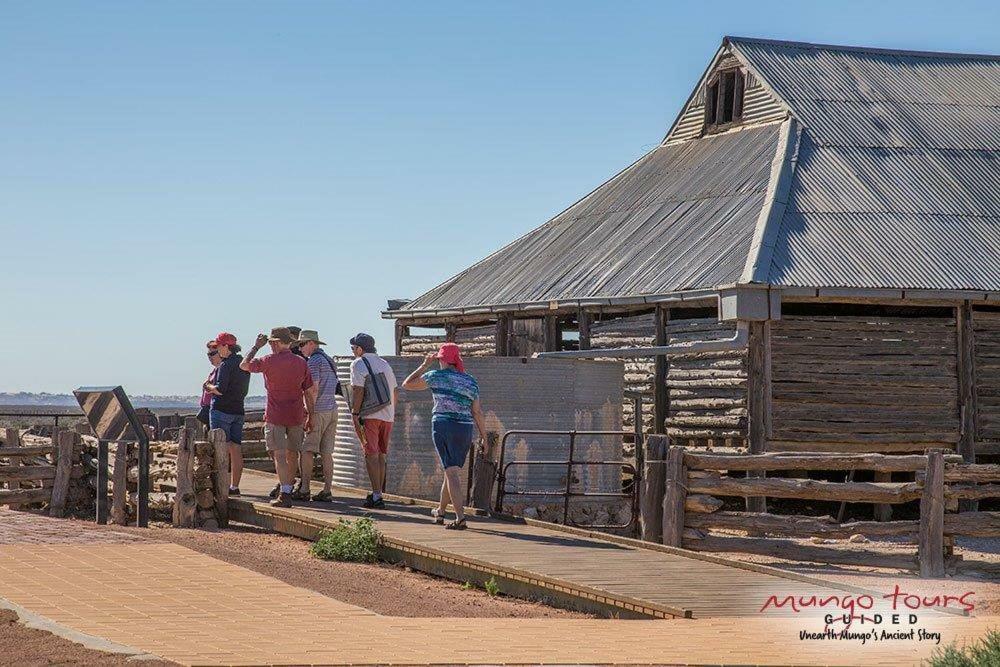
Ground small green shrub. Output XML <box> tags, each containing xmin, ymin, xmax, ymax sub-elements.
<box><xmin>310</xmin><ymin>518</ymin><xmax>381</xmax><ymax>563</ymax></box>
<box><xmin>927</xmin><ymin>630</ymin><xmax>1000</xmax><ymax>666</ymax></box>
<box><xmin>484</xmin><ymin>577</ymin><xmax>500</xmax><ymax>597</ymax></box>
<box><xmin>461</xmin><ymin>580</ymin><xmax>474</xmax><ymax>591</ymax></box>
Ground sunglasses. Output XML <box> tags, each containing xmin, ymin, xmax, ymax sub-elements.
<box><xmin>207</xmin><ymin>350</ymin><xmax>218</xmax><ymax>357</ymax></box>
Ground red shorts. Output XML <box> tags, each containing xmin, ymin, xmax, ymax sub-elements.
<box><xmin>362</xmin><ymin>419</ymin><xmax>392</xmax><ymax>456</ymax></box>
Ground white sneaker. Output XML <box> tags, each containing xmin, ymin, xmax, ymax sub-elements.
<box><xmin>430</xmin><ymin>508</ymin><xmax>445</xmax><ymax>525</ymax></box>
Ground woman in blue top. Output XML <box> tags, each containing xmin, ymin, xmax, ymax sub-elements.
<box><xmin>402</xmin><ymin>342</ymin><xmax>486</xmax><ymax>530</ymax></box>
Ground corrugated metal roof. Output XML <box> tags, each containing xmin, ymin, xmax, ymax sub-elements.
<box><xmin>402</xmin><ymin>125</ymin><xmax>780</xmax><ymax>312</ymax></box>
<box><xmin>729</xmin><ymin>37</ymin><xmax>1000</xmax><ymax>291</ymax></box>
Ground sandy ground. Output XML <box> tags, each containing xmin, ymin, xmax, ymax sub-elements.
<box><xmin>0</xmin><ymin>609</ymin><xmax>178</xmax><ymax>666</ymax></box>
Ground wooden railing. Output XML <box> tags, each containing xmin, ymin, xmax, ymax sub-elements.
<box><xmin>650</xmin><ymin>445</ymin><xmax>1000</xmax><ymax>577</ymax></box>
<box><xmin>1</xmin><ymin>428</ymin><xmax>80</xmax><ymax>516</ymax></box>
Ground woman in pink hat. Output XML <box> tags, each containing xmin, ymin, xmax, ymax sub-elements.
<box><xmin>402</xmin><ymin>342</ymin><xmax>486</xmax><ymax>530</ymax></box>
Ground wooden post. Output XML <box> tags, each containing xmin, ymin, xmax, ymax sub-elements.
<box><xmin>661</xmin><ymin>445</ymin><xmax>686</xmax><ymax>547</ymax></box>
<box><xmin>209</xmin><ymin>428</ymin><xmax>230</xmax><ymax>528</ymax></box>
<box><xmin>653</xmin><ymin>306</ymin><xmax>669</xmax><ymax>434</ymax></box>
<box><xmin>49</xmin><ymin>431</ymin><xmax>75</xmax><ymax>517</ymax></box>
<box><xmin>495</xmin><ymin>314</ymin><xmax>511</xmax><ymax>356</ymax></box>
<box><xmin>919</xmin><ymin>449</ymin><xmax>945</xmax><ymax>578</ymax></box>
<box><xmin>3</xmin><ymin>428</ymin><xmax>17</xmax><ymax>493</ymax></box>
<box><xmin>957</xmin><ymin>302</ymin><xmax>978</xmax><ymax>511</ymax></box>
<box><xmin>873</xmin><ymin>471</ymin><xmax>893</xmax><ymax>522</ymax></box>
<box><xmin>173</xmin><ymin>423</ymin><xmax>197</xmax><ymax>528</ymax></box>
<box><xmin>577</xmin><ymin>309</ymin><xmax>592</xmax><ymax>351</ymax></box>
<box><xmin>445</xmin><ymin>323</ymin><xmax>457</xmax><ymax>343</ymax></box>
<box><xmin>111</xmin><ymin>442</ymin><xmax>129</xmax><ymax>525</ymax></box>
<box><xmin>394</xmin><ymin>321</ymin><xmax>406</xmax><ymax>356</ymax></box>
<box><xmin>470</xmin><ymin>431</ymin><xmax>499</xmax><ymax>510</ymax></box>
<box><xmin>640</xmin><ymin>434</ymin><xmax>668</xmax><ymax>542</ymax></box>
<box><xmin>745</xmin><ymin>321</ymin><xmax>770</xmax><ymax>513</ymax></box>
<box><xmin>543</xmin><ymin>314</ymin><xmax>560</xmax><ymax>352</ymax></box>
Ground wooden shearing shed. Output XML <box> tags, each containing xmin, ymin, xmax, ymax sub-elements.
<box><xmin>385</xmin><ymin>36</ymin><xmax>1000</xmax><ymax>467</ymax></box>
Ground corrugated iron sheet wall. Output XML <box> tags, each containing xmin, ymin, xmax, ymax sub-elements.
<box><xmin>591</xmin><ymin>313</ymin><xmax>655</xmax><ymax>437</ymax></box>
<box><xmin>769</xmin><ymin>315</ymin><xmax>959</xmax><ymax>452</ymax></box>
<box><xmin>973</xmin><ymin>310</ymin><xmax>1000</xmax><ymax>442</ymax></box>
<box><xmin>331</xmin><ymin>356</ymin><xmax>624</xmax><ymax>501</ymax></box>
<box><xmin>665</xmin><ymin>318</ymin><xmax>748</xmax><ymax>448</ymax></box>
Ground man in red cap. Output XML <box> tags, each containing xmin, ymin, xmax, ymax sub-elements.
<box><xmin>204</xmin><ymin>332</ymin><xmax>251</xmax><ymax>495</ymax></box>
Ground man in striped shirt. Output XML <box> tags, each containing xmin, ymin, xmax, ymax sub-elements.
<box><xmin>295</xmin><ymin>329</ymin><xmax>340</xmax><ymax>502</ymax></box>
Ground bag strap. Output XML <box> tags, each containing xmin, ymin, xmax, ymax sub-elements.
<box><xmin>360</xmin><ymin>356</ymin><xmax>387</xmax><ymax>404</ymax></box>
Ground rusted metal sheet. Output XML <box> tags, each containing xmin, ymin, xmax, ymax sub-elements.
<box><xmin>330</xmin><ymin>357</ymin><xmax>624</xmax><ymax>501</ymax></box>
<box><xmin>399</xmin><ymin>126</ymin><xmax>780</xmax><ymax>313</ymax></box>
<box><xmin>728</xmin><ymin>37</ymin><xmax>1000</xmax><ymax>291</ymax></box>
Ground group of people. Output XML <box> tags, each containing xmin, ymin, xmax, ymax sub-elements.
<box><xmin>198</xmin><ymin>326</ymin><xmax>486</xmax><ymax>529</ymax></box>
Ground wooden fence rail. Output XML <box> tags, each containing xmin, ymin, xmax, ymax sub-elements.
<box><xmin>657</xmin><ymin>446</ymin><xmax>1000</xmax><ymax>577</ymax></box>
<box><xmin>0</xmin><ymin>428</ymin><xmax>79</xmax><ymax>516</ymax></box>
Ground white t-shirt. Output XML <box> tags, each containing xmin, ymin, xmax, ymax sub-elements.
<box><xmin>349</xmin><ymin>353</ymin><xmax>398</xmax><ymax>423</ymax></box>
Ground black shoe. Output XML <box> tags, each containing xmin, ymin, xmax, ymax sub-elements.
<box><xmin>229</xmin><ymin>487</ymin><xmax>241</xmax><ymax>496</ymax></box>
<box><xmin>312</xmin><ymin>490</ymin><xmax>333</xmax><ymax>502</ymax></box>
<box><xmin>291</xmin><ymin>488</ymin><xmax>311</xmax><ymax>502</ymax></box>
<box><xmin>269</xmin><ymin>483</ymin><xmax>280</xmax><ymax>499</ymax></box>
<box><xmin>373</xmin><ymin>497</ymin><xmax>386</xmax><ymax>509</ymax></box>
<box><xmin>362</xmin><ymin>493</ymin><xmax>375</xmax><ymax>509</ymax></box>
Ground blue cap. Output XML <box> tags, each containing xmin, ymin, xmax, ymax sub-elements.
<box><xmin>349</xmin><ymin>333</ymin><xmax>376</xmax><ymax>353</ymax></box>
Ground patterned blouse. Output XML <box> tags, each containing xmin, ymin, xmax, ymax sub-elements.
<box><xmin>421</xmin><ymin>369</ymin><xmax>479</xmax><ymax>424</ymax></box>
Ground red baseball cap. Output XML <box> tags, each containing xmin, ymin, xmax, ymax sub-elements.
<box><xmin>214</xmin><ymin>332</ymin><xmax>238</xmax><ymax>347</ymax></box>
<box><xmin>435</xmin><ymin>342</ymin><xmax>465</xmax><ymax>373</ymax></box>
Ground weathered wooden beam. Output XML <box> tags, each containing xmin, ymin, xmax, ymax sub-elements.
<box><xmin>687</xmin><ymin>475</ymin><xmax>923</xmax><ymax>504</ymax></box>
<box><xmin>471</xmin><ymin>432</ymin><xmax>499</xmax><ymax>510</ymax></box>
<box><xmin>944</xmin><ymin>511</ymin><xmax>1000</xmax><ymax>537</ymax></box>
<box><xmin>653</xmin><ymin>306</ymin><xmax>669</xmax><ymax>435</ymax></box>
<box><xmin>49</xmin><ymin>431</ymin><xmax>75</xmax><ymax>518</ymax></box>
<box><xmin>660</xmin><ymin>446</ymin><xmax>686</xmax><ymax>547</ymax></box>
<box><xmin>683</xmin><ymin>451</ymin><xmax>960</xmax><ymax>472</ymax></box>
<box><xmin>685</xmin><ymin>511</ymin><xmax>919</xmax><ymax>539</ymax></box>
<box><xmin>576</xmin><ymin>309</ymin><xmax>592</xmax><ymax>351</ymax></box>
<box><xmin>639</xmin><ymin>435</ymin><xmax>667</xmax><ymax>542</ymax></box>
<box><xmin>942</xmin><ymin>463</ymin><xmax>1000</xmax><ymax>483</ymax></box>
<box><xmin>495</xmin><ymin>314</ymin><xmax>511</xmax><ymax>356</ymax></box>
<box><xmin>394</xmin><ymin>321</ymin><xmax>406</xmax><ymax>356</ymax></box>
<box><xmin>0</xmin><ymin>488</ymin><xmax>51</xmax><ymax>506</ymax></box>
<box><xmin>919</xmin><ymin>450</ymin><xmax>945</xmax><ymax>578</ymax></box>
<box><xmin>210</xmin><ymin>428</ymin><xmax>230</xmax><ymax>528</ymax></box>
<box><xmin>173</xmin><ymin>424</ymin><xmax>197</xmax><ymax>528</ymax></box>
<box><xmin>543</xmin><ymin>314</ymin><xmax>560</xmax><ymax>353</ymax></box>
<box><xmin>0</xmin><ymin>446</ymin><xmax>55</xmax><ymax>457</ymax></box>
<box><xmin>682</xmin><ymin>534</ymin><xmax>918</xmax><ymax>570</ymax></box>
<box><xmin>873</xmin><ymin>471</ymin><xmax>894</xmax><ymax>522</ymax></box>
<box><xmin>946</xmin><ymin>484</ymin><xmax>1000</xmax><ymax>500</ymax></box>
<box><xmin>111</xmin><ymin>443</ymin><xmax>129</xmax><ymax>525</ymax></box>
<box><xmin>746</xmin><ymin>321</ymin><xmax>769</xmax><ymax>514</ymax></box>
<box><xmin>0</xmin><ymin>466</ymin><xmax>76</xmax><ymax>482</ymax></box>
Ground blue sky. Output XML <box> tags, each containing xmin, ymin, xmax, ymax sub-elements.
<box><xmin>2</xmin><ymin>1</ymin><xmax>997</xmax><ymax>396</ymax></box>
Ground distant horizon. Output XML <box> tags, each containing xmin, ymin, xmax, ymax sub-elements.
<box><xmin>3</xmin><ymin>1</ymin><xmax>996</xmax><ymax>394</ymax></box>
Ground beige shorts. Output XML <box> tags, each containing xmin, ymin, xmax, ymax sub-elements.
<box><xmin>264</xmin><ymin>423</ymin><xmax>304</xmax><ymax>452</ymax></box>
<box><xmin>302</xmin><ymin>410</ymin><xmax>338</xmax><ymax>454</ymax></box>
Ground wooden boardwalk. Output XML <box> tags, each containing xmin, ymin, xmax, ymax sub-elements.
<box><xmin>234</xmin><ymin>471</ymin><xmax>888</xmax><ymax>619</ymax></box>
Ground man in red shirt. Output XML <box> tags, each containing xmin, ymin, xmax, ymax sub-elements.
<box><xmin>240</xmin><ymin>327</ymin><xmax>315</xmax><ymax>507</ymax></box>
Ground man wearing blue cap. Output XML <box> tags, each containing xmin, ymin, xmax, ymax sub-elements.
<box><xmin>348</xmin><ymin>333</ymin><xmax>397</xmax><ymax>509</ymax></box>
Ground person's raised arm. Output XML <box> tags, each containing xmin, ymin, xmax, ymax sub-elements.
<box><xmin>401</xmin><ymin>354</ymin><xmax>436</xmax><ymax>390</ymax></box>
<box><xmin>240</xmin><ymin>333</ymin><xmax>268</xmax><ymax>372</ymax></box>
